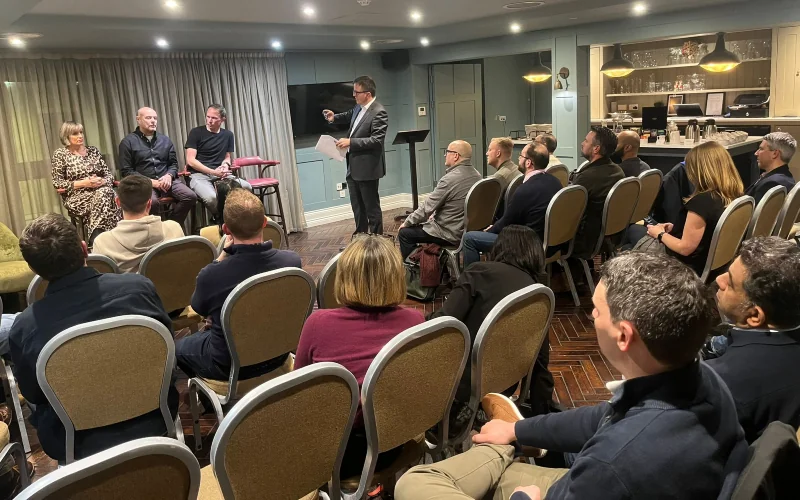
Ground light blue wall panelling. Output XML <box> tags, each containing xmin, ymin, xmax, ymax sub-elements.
<box><xmin>286</xmin><ymin>52</ymin><xmax>426</xmax><ymax>212</ymax></box>
<box><xmin>483</xmin><ymin>54</ymin><xmax>534</xmax><ymax>143</ymax></box>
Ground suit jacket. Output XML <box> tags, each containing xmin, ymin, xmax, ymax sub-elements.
<box><xmin>332</xmin><ymin>100</ymin><xmax>388</xmax><ymax>181</ymax></box>
<box><xmin>570</xmin><ymin>157</ymin><xmax>625</xmax><ymax>259</ymax></box>
<box><xmin>490</xmin><ymin>171</ymin><xmax>562</xmax><ymax>237</ymax></box>
<box><xmin>745</xmin><ymin>164</ymin><xmax>795</xmax><ymax>205</ymax></box>
<box><xmin>404</xmin><ymin>160</ymin><xmax>482</xmax><ymax>244</ymax></box>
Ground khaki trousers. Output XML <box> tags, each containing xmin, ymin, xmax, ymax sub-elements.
<box><xmin>395</xmin><ymin>444</ymin><xmax>568</xmax><ymax>500</ymax></box>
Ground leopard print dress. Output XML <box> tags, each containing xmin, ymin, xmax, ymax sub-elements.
<box><xmin>51</xmin><ymin>146</ymin><xmax>120</xmax><ymax>236</ymax></box>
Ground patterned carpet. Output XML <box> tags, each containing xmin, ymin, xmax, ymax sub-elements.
<box><xmin>21</xmin><ymin>207</ymin><xmax>618</xmax><ymax>482</ymax></box>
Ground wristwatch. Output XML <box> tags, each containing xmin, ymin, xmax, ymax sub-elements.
<box><xmin>657</xmin><ymin>230</ymin><xmax>666</xmax><ymax>243</ymax></box>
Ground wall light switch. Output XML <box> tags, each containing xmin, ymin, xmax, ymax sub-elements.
<box><xmin>339</xmin><ymin>190</ymin><xmax>346</xmax><ymax>198</ymax></box>
<box><xmin>499</xmin><ymin>115</ymin><xmax>507</xmax><ymax>122</ymax></box>
<box><xmin>418</xmin><ymin>106</ymin><xmax>427</xmax><ymax>116</ymax></box>
<box><xmin>336</xmin><ymin>182</ymin><xmax>343</xmax><ymax>190</ymax></box>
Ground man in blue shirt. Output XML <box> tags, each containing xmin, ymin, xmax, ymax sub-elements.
<box><xmin>396</xmin><ymin>252</ymin><xmax>747</xmax><ymax>500</ymax></box>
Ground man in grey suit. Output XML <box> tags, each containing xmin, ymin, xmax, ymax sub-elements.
<box><xmin>323</xmin><ymin>75</ymin><xmax>389</xmax><ymax>234</ymax></box>
<box><xmin>398</xmin><ymin>140</ymin><xmax>482</xmax><ymax>259</ymax></box>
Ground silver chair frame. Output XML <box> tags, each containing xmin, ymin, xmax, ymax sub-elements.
<box><xmin>578</xmin><ymin>177</ymin><xmax>641</xmax><ymax>295</ymax></box>
<box><xmin>26</xmin><ymin>254</ymin><xmax>121</xmax><ymax>305</ymax></box>
<box><xmin>2</xmin><ymin>357</ymin><xmax>30</xmax><ymax>454</ymax></box>
<box><xmin>448</xmin><ymin>284</ymin><xmax>555</xmax><ymax>452</ymax></box>
<box><xmin>35</xmin><ymin>315</ymin><xmax>180</xmax><ymax>464</ymax></box>
<box><xmin>188</xmin><ymin>267</ymin><xmax>316</xmax><ymax>451</ymax></box>
<box><xmin>541</xmin><ymin>185</ymin><xmax>588</xmax><ymax>307</ymax></box>
<box><xmin>317</xmin><ymin>252</ymin><xmax>342</xmax><ymax>309</ymax></box>
<box><xmin>504</xmin><ymin>174</ymin><xmax>524</xmax><ymax>212</ymax></box>
<box><xmin>15</xmin><ymin>437</ymin><xmax>200</xmax><ymax>500</ymax></box>
<box><xmin>210</xmin><ymin>363</ymin><xmax>359</xmax><ymax>500</ymax></box>
<box><xmin>746</xmin><ymin>185</ymin><xmax>786</xmax><ymax>240</ymax></box>
<box><xmin>346</xmin><ymin>317</ymin><xmax>470</xmax><ymax>500</ymax></box>
<box><xmin>773</xmin><ymin>183</ymin><xmax>800</xmax><ymax>239</ymax></box>
<box><xmin>544</xmin><ymin>164</ymin><xmax>569</xmax><ymax>187</ymax></box>
<box><xmin>699</xmin><ymin>196</ymin><xmax>755</xmax><ymax>283</ymax></box>
<box><xmin>444</xmin><ymin>177</ymin><xmax>503</xmax><ymax>280</ymax></box>
<box><xmin>139</xmin><ymin>236</ymin><xmax>218</xmax><ymax>276</ymax></box>
<box><xmin>630</xmin><ymin>169</ymin><xmax>663</xmax><ymax>223</ymax></box>
<box><xmin>0</xmin><ymin>441</ymin><xmax>28</xmax><ymax>491</ymax></box>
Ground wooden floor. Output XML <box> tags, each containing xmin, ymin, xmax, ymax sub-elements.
<box><xmin>23</xmin><ymin>207</ymin><xmax>619</xmax><ymax>482</ymax></box>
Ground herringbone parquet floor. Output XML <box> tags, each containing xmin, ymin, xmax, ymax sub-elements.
<box><xmin>24</xmin><ymin>207</ymin><xmax>618</xmax><ymax>482</ymax></box>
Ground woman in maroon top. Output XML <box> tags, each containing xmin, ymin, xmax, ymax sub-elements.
<box><xmin>295</xmin><ymin>235</ymin><xmax>424</xmax><ymax>479</ymax></box>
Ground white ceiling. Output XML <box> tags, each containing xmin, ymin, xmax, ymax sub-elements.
<box><xmin>1</xmin><ymin>0</ymin><xmax>749</xmax><ymax>52</ymax></box>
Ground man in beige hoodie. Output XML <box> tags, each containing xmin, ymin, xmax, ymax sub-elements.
<box><xmin>93</xmin><ymin>175</ymin><xmax>184</xmax><ymax>273</ymax></box>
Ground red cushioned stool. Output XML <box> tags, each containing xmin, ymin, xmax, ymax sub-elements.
<box><xmin>232</xmin><ymin>156</ymin><xmax>288</xmax><ymax>248</ymax></box>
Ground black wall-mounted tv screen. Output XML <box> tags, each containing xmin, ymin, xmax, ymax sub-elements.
<box><xmin>288</xmin><ymin>82</ymin><xmax>356</xmax><ymax>139</ymax></box>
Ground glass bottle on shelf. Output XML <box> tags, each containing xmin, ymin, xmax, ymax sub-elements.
<box><xmin>648</xmin><ymin>73</ymin><xmax>656</xmax><ymax>93</ymax></box>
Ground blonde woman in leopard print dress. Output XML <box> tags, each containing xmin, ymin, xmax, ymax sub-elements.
<box><xmin>51</xmin><ymin>121</ymin><xmax>120</xmax><ymax>242</ymax></box>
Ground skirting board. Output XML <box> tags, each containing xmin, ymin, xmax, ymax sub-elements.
<box><xmin>304</xmin><ymin>193</ymin><xmax>429</xmax><ymax>228</ymax></box>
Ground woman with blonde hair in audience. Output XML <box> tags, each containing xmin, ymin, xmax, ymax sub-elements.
<box><xmin>295</xmin><ymin>234</ymin><xmax>424</xmax><ymax>478</ymax></box>
<box><xmin>51</xmin><ymin>121</ymin><xmax>120</xmax><ymax>244</ymax></box>
<box><xmin>645</xmin><ymin>141</ymin><xmax>743</xmax><ymax>274</ymax></box>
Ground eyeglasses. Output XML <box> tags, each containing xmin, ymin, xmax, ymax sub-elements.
<box><xmin>518</xmin><ymin>154</ymin><xmax>533</xmax><ymax>162</ymax></box>
<box><xmin>353</xmin><ymin>90</ymin><xmax>370</xmax><ymax>96</ymax></box>
<box><xmin>444</xmin><ymin>149</ymin><xmax>459</xmax><ymax>156</ymax></box>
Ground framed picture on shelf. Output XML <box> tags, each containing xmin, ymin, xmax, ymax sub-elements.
<box><xmin>706</xmin><ymin>92</ymin><xmax>725</xmax><ymax>116</ymax></box>
<box><xmin>667</xmin><ymin>95</ymin><xmax>684</xmax><ymax>116</ymax></box>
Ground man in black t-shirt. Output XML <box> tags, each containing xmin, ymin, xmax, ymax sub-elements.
<box><xmin>185</xmin><ymin>104</ymin><xmax>252</xmax><ymax>216</ymax></box>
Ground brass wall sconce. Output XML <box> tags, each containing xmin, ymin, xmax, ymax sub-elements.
<box><xmin>554</xmin><ymin>67</ymin><xmax>570</xmax><ymax>90</ymax></box>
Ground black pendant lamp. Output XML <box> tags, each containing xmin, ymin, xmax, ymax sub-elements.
<box><xmin>523</xmin><ymin>52</ymin><xmax>552</xmax><ymax>83</ymax></box>
<box><xmin>600</xmin><ymin>43</ymin><xmax>635</xmax><ymax>78</ymax></box>
<box><xmin>699</xmin><ymin>32</ymin><xmax>741</xmax><ymax>73</ymax></box>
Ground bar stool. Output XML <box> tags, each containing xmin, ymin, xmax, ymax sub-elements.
<box><xmin>232</xmin><ymin>156</ymin><xmax>289</xmax><ymax>247</ymax></box>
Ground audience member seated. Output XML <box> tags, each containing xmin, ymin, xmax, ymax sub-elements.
<box><xmin>119</xmin><ymin>107</ymin><xmax>197</xmax><ymax>225</ymax></box>
<box><xmin>9</xmin><ymin>214</ymin><xmax>178</xmax><ymax>463</ymax></box>
<box><xmin>295</xmin><ymin>235</ymin><xmax>424</xmax><ymax>478</ymax></box>
<box><xmin>570</xmin><ymin>126</ymin><xmax>624</xmax><ymax>259</ymax></box>
<box><xmin>92</xmin><ymin>175</ymin><xmax>185</xmax><ymax>273</ymax></box>
<box><xmin>398</xmin><ymin>140</ymin><xmax>482</xmax><ymax>259</ymax></box>
<box><xmin>462</xmin><ymin>143</ymin><xmax>561</xmax><ymax>268</ymax></box>
<box><xmin>706</xmin><ymin>237</ymin><xmax>800</xmax><ymax>443</ymax></box>
<box><xmin>614</xmin><ymin>130</ymin><xmax>651</xmax><ymax>178</ymax></box>
<box><xmin>396</xmin><ymin>251</ymin><xmax>747</xmax><ymax>500</ymax></box>
<box><xmin>175</xmin><ymin>189</ymin><xmax>300</xmax><ymax>381</ymax></box>
<box><xmin>185</xmin><ymin>104</ymin><xmax>252</xmax><ymax>219</ymax></box>
<box><xmin>747</xmin><ymin>132</ymin><xmax>796</xmax><ymax>205</ymax></box>
<box><xmin>486</xmin><ymin>137</ymin><xmax>520</xmax><ymax>193</ymax></box>
<box><xmin>535</xmin><ymin>133</ymin><xmax>561</xmax><ymax>168</ymax></box>
<box><xmin>430</xmin><ymin>225</ymin><xmax>555</xmax><ymax>425</ymax></box>
<box><xmin>642</xmin><ymin>141</ymin><xmax>744</xmax><ymax>275</ymax></box>
<box><xmin>51</xmin><ymin>121</ymin><xmax>120</xmax><ymax>244</ymax></box>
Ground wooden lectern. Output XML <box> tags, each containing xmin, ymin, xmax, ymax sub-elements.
<box><xmin>392</xmin><ymin>129</ymin><xmax>430</xmax><ymax>221</ymax></box>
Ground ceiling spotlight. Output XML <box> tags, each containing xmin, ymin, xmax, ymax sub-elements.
<box><xmin>164</xmin><ymin>0</ymin><xmax>180</xmax><ymax>10</ymax></box>
<box><xmin>155</xmin><ymin>38</ymin><xmax>169</xmax><ymax>48</ymax></box>
<box><xmin>510</xmin><ymin>23</ymin><xmax>522</xmax><ymax>33</ymax></box>
<box><xmin>360</xmin><ymin>40</ymin><xmax>371</xmax><ymax>50</ymax></box>
<box><xmin>302</xmin><ymin>5</ymin><xmax>316</xmax><ymax>17</ymax></box>
<box><xmin>632</xmin><ymin>3</ymin><xmax>647</xmax><ymax>15</ymax></box>
<box><xmin>420</xmin><ymin>37</ymin><xmax>430</xmax><ymax>47</ymax></box>
<box><xmin>410</xmin><ymin>10</ymin><xmax>422</xmax><ymax>22</ymax></box>
<box><xmin>8</xmin><ymin>37</ymin><xmax>25</xmax><ymax>48</ymax></box>
<box><xmin>271</xmin><ymin>40</ymin><xmax>283</xmax><ymax>50</ymax></box>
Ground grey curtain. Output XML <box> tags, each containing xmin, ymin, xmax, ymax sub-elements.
<box><xmin>0</xmin><ymin>52</ymin><xmax>306</xmax><ymax>235</ymax></box>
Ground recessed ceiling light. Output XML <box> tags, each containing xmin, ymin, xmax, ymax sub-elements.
<box><xmin>410</xmin><ymin>10</ymin><xmax>422</xmax><ymax>22</ymax></box>
<box><xmin>420</xmin><ymin>37</ymin><xmax>430</xmax><ymax>47</ymax></box>
<box><xmin>164</xmin><ymin>0</ymin><xmax>180</xmax><ymax>10</ymax></box>
<box><xmin>271</xmin><ymin>40</ymin><xmax>283</xmax><ymax>50</ymax></box>
<box><xmin>632</xmin><ymin>3</ymin><xmax>647</xmax><ymax>15</ymax></box>
<box><xmin>510</xmin><ymin>23</ymin><xmax>522</xmax><ymax>33</ymax></box>
<box><xmin>503</xmin><ymin>1</ymin><xmax>545</xmax><ymax>10</ymax></box>
<box><xmin>568</xmin><ymin>16</ymin><xmax>578</xmax><ymax>20</ymax></box>
<box><xmin>8</xmin><ymin>37</ymin><xmax>24</xmax><ymax>48</ymax></box>
<box><xmin>155</xmin><ymin>38</ymin><xmax>169</xmax><ymax>48</ymax></box>
<box><xmin>302</xmin><ymin>5</ymin><xmax>316</xmax><ymax>17</ymax></box>
<box><xmin>360</xmin><ymin>40</ymin><xmax>371</xmax><ymax>50</ymax></box>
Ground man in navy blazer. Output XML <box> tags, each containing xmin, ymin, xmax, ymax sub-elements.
<box><xmin>323</xmin><ymin>76</ymin><xmax>389</xmax><ymax>234</ymax></box>
<box><xmin>748</xmin><ymin>132</ymin><xmax>796</xmax><ymax>205</ymax></box>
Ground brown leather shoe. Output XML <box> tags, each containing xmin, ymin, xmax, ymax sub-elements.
<box><xmin>481</xmin><ymin>393</ymin><xmax>547</xmax><ymax>459</ymax></box>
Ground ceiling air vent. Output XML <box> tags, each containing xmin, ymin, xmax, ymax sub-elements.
<box><xmin>503</xmin><ymin>2</ymin><xmax>545</xmax><ymax>10</ymax></box>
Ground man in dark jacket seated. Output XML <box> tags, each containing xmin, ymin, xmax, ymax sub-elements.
<box><xmin>707</xmin><ymin>236</ymin><xmax>800</xmax><ymax>443</ymax></box>
<box><xmin>9</xmin><ymin>213</ymin><xmax>178</xmax><ymax>463</ymax></box>
<box><xmin>747</xmin><ymin>132</ymin><xmax>796</xmax><ymax>205</ymax></box>
<box><xmin>396</xmin><ymin>252</ymin><xmax>748</xmax><ymax>500</ymax></box>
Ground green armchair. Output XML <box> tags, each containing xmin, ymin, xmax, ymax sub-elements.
<box><xmin>0</xmin><ymin>222</ymin><xmax>34</xmax><ymax>295</ymax></box>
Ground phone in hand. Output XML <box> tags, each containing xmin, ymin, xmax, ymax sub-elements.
<box><xmin>644</xmin><ymin>216</ymin><xmax>659</xmax><ymax>226</ymax></box>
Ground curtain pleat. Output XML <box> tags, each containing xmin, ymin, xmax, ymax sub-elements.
<box><xmin>0</xmin><ymin>52</ymin><xmax>306</xmax><ymax>235</ymax></box>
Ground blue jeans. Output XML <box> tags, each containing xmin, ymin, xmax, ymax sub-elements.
<box><xmin>0</xmin><ymin>313</ymin><xmax>18</xmax><ymax>356</ymax></box>
<box><xmin>463</xmin><ymin>231</ymin><xmax>499</xmax><ymax>268</ymax></box>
